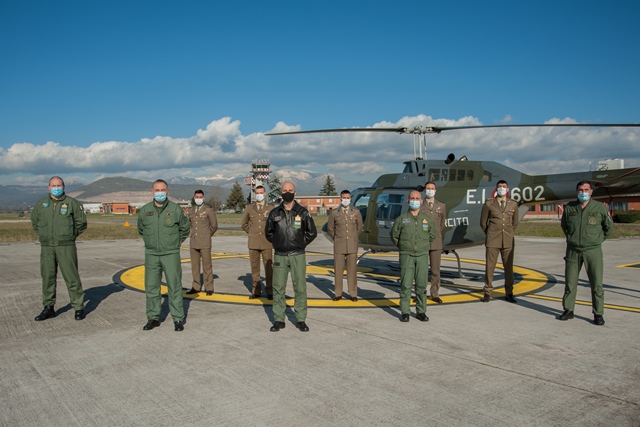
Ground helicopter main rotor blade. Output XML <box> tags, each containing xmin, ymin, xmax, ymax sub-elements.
<box><xmin>266</xmin><ymin>123</ymin><xmax>640</xmax><ymax>136</ymax></box>
<box><xmin>266</xmin><ymin>128</ymin><xmax>405</xmax><ymax>136</ymax></box>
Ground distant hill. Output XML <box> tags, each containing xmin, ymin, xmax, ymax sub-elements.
<box><xmin>0</xmin><ymin>183</ymin><xmax>84</xmax><ymax>210</ymax></box>
<box><xmin>0</xmin><ymin>171</ymin><xmax>373</xmax><ymax>208</ymax></box>
<box><xmin>67</xmin><ymin>177</ymin><xmax>230</xmax><ymax>204</ymax></box>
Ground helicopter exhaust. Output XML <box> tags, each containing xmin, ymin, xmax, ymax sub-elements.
<box><xmin>445</xmin><ymin>153</ymin><xmax>455</xmax><ymax>164</ymax></box>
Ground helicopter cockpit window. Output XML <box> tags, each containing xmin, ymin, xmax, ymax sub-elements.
<box><xmin>483</xmin><ymin>171</ymin><xmax>492</xmax><ymax>182</ymax></box>
<box><xmin>429</xmin><ymin>169</ymin><xmax>440</xmax><ymax>181</ymax></box>
<box><xmin>375</xmin><ymin>193</ymin><xmax>405</xmax><ymax>220</ymax></box>
<box><xmin>353</xmin><ymin>193</ymin><xmax>370</xmax><ymax>222</ymax></box>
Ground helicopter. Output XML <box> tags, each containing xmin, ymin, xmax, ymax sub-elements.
<box><xmin>267</xmin><ymin>123</ymin><xmax>640</xmax><ymax>270</ymax></box>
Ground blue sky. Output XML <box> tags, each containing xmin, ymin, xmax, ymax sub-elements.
<box><xmin>1</xmin><ymin>0</ymin><xmax>639</xmax><ymax>186</ymax></box>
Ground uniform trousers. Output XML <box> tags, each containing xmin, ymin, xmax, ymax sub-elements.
<box><xmin>249</xmin><ymin>248</ymin><xmax>273</xmax><ymax>295</ymax></box>
<box><xmin>399</xmin><ymin>253</ymin><xmax>429</xmax><ymax>315</ymax></box>
<box><xmin>144</xmin><ymin>252</ymin><xmax>184</xmax><ymax>322</ymax></box>
<box><xmin>40</xmin><ymin>245</ymin><xmax>84</xmax><ymax>310</ymax></box>
<box><xmin>428</xmin><ymin>249</ymin><xmax>442</xmax><ymax>297</ymax></box>
<box><xmin>484</xmin><ymin>246</ymin><xmax>515</xmax><ymax>295</ymax></box>
<box><xmin>333</xmin><ymin>252</ymin><xmax>358</xmax><ymax>297</ymax></box>
<box><xmin>272</xmin><ymin>254</ymin><xmax>307</xmax><ymax>322</ymax></box>
<box><xmin>190</xmin><ymin>247</ymin><xmax>213</xmax><ymax>292</ymax></box>
<box><xmin>563</xmin><ymin>246</ymin><xmax>604</xmax><ymax>315</ymax></box>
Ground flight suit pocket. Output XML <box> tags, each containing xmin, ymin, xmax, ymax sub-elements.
<box><xmin>57</xmin><ymin>215</ymin><xmax>75</xmax><ymax>241</ymax></box>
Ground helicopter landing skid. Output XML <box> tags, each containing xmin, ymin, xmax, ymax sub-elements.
<box><xmin>356</xmin><ymin>250</ymin><xmax>372</xmax><ymax>265</ymax></box>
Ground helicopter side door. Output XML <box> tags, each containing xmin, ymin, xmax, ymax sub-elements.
<box><xmin>374</xmin><ymin>191</ymin><xmax>407</xmax><ymax>247</ymax></box>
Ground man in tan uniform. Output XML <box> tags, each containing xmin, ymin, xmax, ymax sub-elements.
<box><xmin>241</xmin><ymin>185</ymin><xmax>275</xmax><ymax>299</ymax></box>
<box><xmin>186</xmin><ymin>190</ymin><xmax>218</xmax><ymax>296</ymax></box>
<box><xmin>480</xmin><ymin>180</ymin><xmax>519</xmax><ymax>303</ymax></box>
<box><xmin>420</xmin><ymin>181</ymin><xmax>447</xmax><ymax>304</ymax></box>
<box><xmin>327</xmin><ymin>190</ymin><xmax>363</xmax><ymax>301</ymax></box>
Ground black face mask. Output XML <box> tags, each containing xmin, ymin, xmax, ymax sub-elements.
<box><xmin>281</xmin><ymin>192</ymin><xmax>295</xmax><ymax>203</ymax></box>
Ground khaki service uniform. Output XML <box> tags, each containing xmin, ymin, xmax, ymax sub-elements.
<box><xmin>327</xmin><ymin>205</ymin><xmax>363</xmax><ymax>299</ymax></box>
<box><xmin>31</xmin><ymin>193</ymin><xmax>87</xmax><ymax>311</ymax></box>
<box><xmin>391</xmin><ymin>211</ymin><xmax>436</xmax><ymax>316</ymax></box>
<box><xmin>241</xmin><ymin>202</ymin><xmax>276</xmax><ymax>296</ymax></box>
<box><xmin>188</xmin><ymin>204</ymin><xmax>218</xmax><ymax>292</ymax></box>
<box><xmin>420</xmin><ymin>200</ymin><xmax>447</xmax><ymax>298</ymax></box>
<box><xmin>480</xmin><ymin>197</ymin><xmax>519</xmax><ymax>295</ymax></box>
<box><xmin>560</xmin><ymin>199</ymin><xmax>613</xmax><ymax>315</ymax></box>
<box><xmin>138</xmin><ymin>200</ymin><xmax>190</xmax><ymax>322</ymax></box>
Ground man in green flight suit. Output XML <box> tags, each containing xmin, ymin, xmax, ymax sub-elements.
<box><xmin>391</xmin><ymin>190</ymin><xmax>436</xmax><ymax>322</ymax></box>
<box><xmin>31</xmin><ymin>176</ymin><xmax>87</xmax><ymax>321</ymax></box>
<box><xmin>559</xmin><ymin>181</ymin><xmax>614</xmax><ymax>326</ymax></box>
<box><xmin>137</xmin><ymin>179</ymin><xmax>190</xmax><ymax>331</ymax></box>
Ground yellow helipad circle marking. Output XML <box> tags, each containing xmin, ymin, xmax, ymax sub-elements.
<box><xmin>118</xmin><ymin>253</ymin><xmax>550</xmax><ymax>307</ymax></box>
<box><xmin>616</xmin><ymin>262</ymin><xmax>640</xmax><ymax>269</ymax></box>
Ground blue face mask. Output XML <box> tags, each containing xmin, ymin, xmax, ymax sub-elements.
<box><xmin>409</xmin><ymin>200</ymin><xmax>421</xmax><ymax>210</ymax></box>
<box><xmin>154</xmin><ymin>192</ymin><xmax>167</xmax><ymax>203</ymax></box>
<box><xmin>50</xmin><ymin>187</ymin><xmax>64</xmax><ymax>198</ymax></box>
<box><xmin>577</xmin><ymin>193</ymin><xmax>590</xmax><ymax>203</ymax></box>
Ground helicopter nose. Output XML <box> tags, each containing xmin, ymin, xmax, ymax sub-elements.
<box><xmin>321</xmin><ymin>222</ymin><xmax>333</xmax><ymax>243</ymax></box>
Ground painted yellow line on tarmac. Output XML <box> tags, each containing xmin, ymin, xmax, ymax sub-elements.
<box><xmin>118</xmin><ymin>252</ymin><xmax>550</xmax><ymax>307</ymax></box>
<box><xmin>616</xmin><ymin>262</ymin><xmax>640</xmax><ymax>269</ymax></box>
<box><xmin>525</xmin><ymin>294</ymin><xmax>640</xmax><ymax>313</ymax></box>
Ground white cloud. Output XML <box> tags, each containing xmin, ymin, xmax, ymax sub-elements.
<box><xmin>1</xmin><ymin>115</ymin><xmax>638</xmax><ymax>184</ymax></box>
<box><xmin>326</xmin><ymin>162</ymin><xmax>387</xmax><ymax>176</ymax></box>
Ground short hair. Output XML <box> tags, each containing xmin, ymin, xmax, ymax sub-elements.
<box><xmin>256</xmin><ymin>185</ymin><xmax>265</xmax><ymax>191</ymax></box>
<box><xmin>49</xmin><ymin>176</ymin><xmax>65</xmax><ymax>187</ymax></box>
<box><xmin>194</xmin><ymin>189</ymin><xmax>204</xmax><ymax>197</ymax></box>
<box><xmin>497</xmin><ymin>180</ymin><xmax>508</xmax><ymax>187</ymax></box>
<box><xmin>576</xmin><ymin>181</ymin><xmax>592</xmax><ymax>190</ymax></box>
<box><xmin>340</xmin><ymin>189</ymin><xmax>351</xmax><ymax>196</ymax></box>
<box><xmin>424</xmin><ymin>181</ymin><xmax>436</xmax><ymax>188</ymax></box>
<box><xmin>153</xmin><ymin>179</ymin><xmax>168</xmax><ymax>188</ymax></box>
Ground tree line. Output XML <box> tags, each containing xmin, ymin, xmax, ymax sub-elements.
<box><xmin>216</xmin><ymin>174</ymin><xmax>338</xmax><ymax>211</ymax></box>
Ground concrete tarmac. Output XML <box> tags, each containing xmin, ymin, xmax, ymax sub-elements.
<box><xmin>1</xmin><ymin>235</ymin><xmax>639</xmax><ymax>426</ymax></box>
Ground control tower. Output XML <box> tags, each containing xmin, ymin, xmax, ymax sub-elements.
<box><xmin>244</xmin><ymin>159</ymin><xmax>271</xmax><ymax>202</ymax></box>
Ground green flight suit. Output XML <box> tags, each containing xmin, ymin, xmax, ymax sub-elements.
<box><xmin>391</xmin><ymin>210</ymin><xmax>436</xmax><ymax>315</ymax></box>
<box><xmin>31</xmin><ymin>193</ymin><xmax>87</xmax><ymax>310</ymax></box>
<box><xmin>138</xmin><ymin>200</ymin><xmax>190</xmax><ymax>322</ymax></box>
<box><xmin>560</xmin><ymin>199</ymin><xmax>613</xmax><ymax>315</ymax></box>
